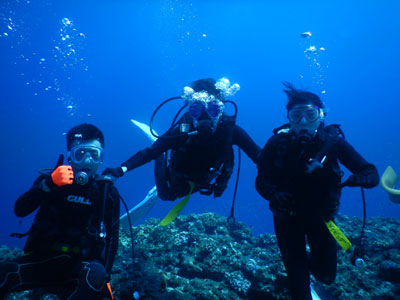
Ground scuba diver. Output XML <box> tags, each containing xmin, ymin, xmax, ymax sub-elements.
<box><xmin>0</xmin><ymin>124</ymin><xmax>120</xmax><ymax>300</ymax></box>
<box><xmin>103</xmin><ymin>78</ymin><xmax>260</xmax><ymax>206</ymax></box>
<box><xmin>255</xmin><ymin>82</ymin><xmax>379</xmax><ymax>300</ymax></box>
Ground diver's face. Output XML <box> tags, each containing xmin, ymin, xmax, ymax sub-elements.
<box><xmin>68</xmin><ymin>139</ymin><xmax>103</xmax><ymax>176</ymax></box>
<box><xmin>189</xmin><ymin>101</ymin><xmax>223</xmax><ymax>120</ymax></box>
<box><xmin>288</xmin><ymin>103</ymin><xmax>323</xmax><ymax>138</ymax></box>
<box><xmin>189</xmin><ymin>101</ymin><xmax>224</xmax><ymax>134</ymax></box>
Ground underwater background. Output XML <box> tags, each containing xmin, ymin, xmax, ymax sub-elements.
<box><xmin>0</xmin><ymin>0</ymin><xmax>399</xmax><ymax>250</ymax></box>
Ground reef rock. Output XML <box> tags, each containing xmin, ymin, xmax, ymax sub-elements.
<box><xmin>2</xmin><ymin>213</ymin><xmax>400</xmax><ymax>299</ymax></box>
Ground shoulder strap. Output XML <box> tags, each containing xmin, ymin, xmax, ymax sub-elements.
<box><xmin>222</xmin><ymin>114</ymin><xmax>236</xmax><ymax>124</ymax></box>
<box><xmin>314</xmin><ymin>124</ymin><xmax>343</xmax><ymax>162</ymax></box>
<box><xmin>324</xmin><ymin>124</ymin><xmax>345</xmax><ymax>139</ymax></box>
<box><xmin>305</xmin><ymin>124</ymin><xmax>343</xmax><ymax>173</ymax></box>
<box><xmin>272</xmin><ymin>123</ymin><xmax>290</xmax><ymax>135</ymax></box>
<box><xmin>93</xmin><ymin>178</ymin><xmax>112</xmax><ymax>240</ymax></box>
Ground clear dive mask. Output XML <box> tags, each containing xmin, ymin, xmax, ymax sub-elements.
<box><xmin>287</xmin><ymin>105</ymin><xmax>321</xmax><ymax>124</ymax></box>
<box><xmin>288</xmin><ymin>105</ymin><xmax>324</xmax><ymax>141</ymax></box>
<box><xmin>69</xmin><ymin>145</ymin><xmax>104</xmax><ymax>185</ymax></box>
<box><xmin>70</xmin><ymin>145</ymin><xmax>103</xmax><ymax>164</ymax></box>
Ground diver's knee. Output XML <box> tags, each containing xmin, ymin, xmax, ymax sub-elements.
<box><xmin>0</xmin><ymin>262</ymin><xmax>20</xmax><ymax>295</ymax></box>
<box><xmin>0</xmin><ymin>262</ymin><xmax>18</xmax><ymax>283</ymax></box>
<box><xmin>156</xmin><ymin>183</ymin><xmax>177</xmax><ymax>201</ymax></box>
<box><xmin>314</xmin><ymin>272</ymin><xmax>336</xmax><ymax>284</ymax></box>
<box><xmin>158</xmin><ymin>191</ymin><xmax>177</xmax><ymax>201</ymax></box>
<box><xmin>83</xmin><ymin>262</ymin><xmax>107</xmax><ymax>291</ymax></box>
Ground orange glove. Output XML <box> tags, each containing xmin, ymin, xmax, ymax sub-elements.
<box><xmin>51</xmin><ymin>165</ymin><xmax>74</xmax><ymax>186</ymax></box>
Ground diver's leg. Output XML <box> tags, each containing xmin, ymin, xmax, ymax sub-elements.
<box><xmin>273</xmin><ymin>215</ymin><xmax>312</xmax><ymax>300</ymax></box>
<box><xmin>154</xmin><ymin>154</ymin><xmax>177</xmax><ymax>201</ymax></box>
<box><xmin>171</xmin><ymin>174</ymin><xmax>193</xmax><ymax>198</ymax></box>
<box><xmin>67</xmin><ymin>260</ymin><xmax>108</xmax><ymax>300</ymax></box>
<box><xmin>0</xmin><ymin>260</ymin><xmax>21</xmax><ymax>298</ymax></box>
<box><xmin>0</xmin><ymin>254</ymin><xmax>72</xmax><ymax>297</ymax></box>
<box><xmin>307</xmin><ymin>218</ymin><xmax>337</xmax><ymax>284</ymax></box>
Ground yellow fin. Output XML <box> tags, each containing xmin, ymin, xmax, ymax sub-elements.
<box><xmin>325</xmin><ymin>220</ymin><xmax>352</xmax><ymax>251</ymax></box>
<box><xmin>381</xmin><ymin>166</ymin><xmax>400</xmax><ymax>204</ymax></box>
<box><xmin>160</xmin><ymin>182</ymin><xmax>195</xmax><ymax>226</ymax></box>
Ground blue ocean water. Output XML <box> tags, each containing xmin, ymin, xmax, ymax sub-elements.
<box><xmin>0</xmin><ymin>0</ymin><xmax>399</xmax><ymax>249</ymax></box>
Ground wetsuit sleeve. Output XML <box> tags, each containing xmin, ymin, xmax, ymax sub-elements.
<box><xmin>121</xmin><ymin>133</ymin><xmax>177</xmax><ymax>172</ymax></box>
<box><xmin>255</xmin><ymin>136</ymin><xmax>278</xmax><ymax>201</ymax></box>
<box><xmin>14</xmin><ymin>175</ymin><xmax>52</xmax><ymax>217</ymax></box>
<box><xmin>232</xmin><ymin>125</ymin><xmax>261</xmax><ymax>164</ymax></box>
<box><xmin>337</xmin><ymin>138</ymin><xmax>379</xmax><ymax>188</ymax></box>
<box><xmin>104</xmin><ymin>185</ymin><xmax>121</xmax><ymax>275</ymax></box>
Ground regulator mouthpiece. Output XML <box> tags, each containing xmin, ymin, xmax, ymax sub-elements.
<box><xmin>75</xmin><ymin>171</ymin><xmax>89</xmax><ymax>185</ymax></box>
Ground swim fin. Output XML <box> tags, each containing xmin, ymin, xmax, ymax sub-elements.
<box><xmin>310</xmin><ymin>284</ymin><xmax>321</xmax><ymax>300</ymax></box>
<box><xmin>120</xmin><ymin>186</ymin><xmax>159</xmax><ymax>230</ymax></box>
<box><xmin>119</xmin><ymin>119</ymin><xmax>160</xmax><ymax>230</ymax></box>
<box><xmin>381</xmin><ymin>166</ymin><xmax>400</xmax><ymax>204</ymax></box>
<box><xmin>160</xmin><ymin>181</ymin><xmax>195</xmax><ymax>226</ymax></box>
<box><xmin>131</xmin><ymin>119</ymin><xmax>157</xmax><ymax>143</ymax></box>
<box><xmin>325</xmin><ymin>220</ymin><xmax>352</xmax><ymax>251</ymax></box>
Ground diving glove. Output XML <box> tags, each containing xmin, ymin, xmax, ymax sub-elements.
<box><xmin>43</xmin><ymin>154</ymin><xmax>73</xmax><ymax>190</ymax></box>
<box><xmin>102</xmin><ymin>167</ymin><xmax>125</xmax><ymax>178</ymax></box>
<box><xmin>51</xmin><ymin>166</ymin><xmax>74</xmax><ymax>186</ymax></box>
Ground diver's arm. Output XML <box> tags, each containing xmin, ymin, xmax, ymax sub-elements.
<box><xmin>14</xmin><ymin>175</ymin><xmax>51</xmax><ymax>217</ymax></box>
<box><xmin>104</xmin><ymin>186</ymin><xmax>120</xmax><ymax>274</ymax></box>
<box><xmin>122</xmin><ymin>135</ymin><xmax>175</xmax><ymax>172</ymax></box>
<box><xmin>232</xmin><ymin>125</ymin><xmax>261</xmax><ymax>164</ymax></box>
<box><xmin>337</xmin><ymin>139</ymin><xmax>379</xmax><ymax>188</ymax></box>
<box><xmin>255</xmin><ymin>137</ymin><xmax>278</xmax><ymax>200</ymax></box>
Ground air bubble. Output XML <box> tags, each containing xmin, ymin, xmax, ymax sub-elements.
<box><xmin>61</xmin><ymin>18</ymin><xmax>72</xmax><ymax>26</ymax></box>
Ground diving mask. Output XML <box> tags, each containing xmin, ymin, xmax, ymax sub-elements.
<box><xmin>188</xmin><ymin>101</ymin><xmax>224</xmax><ymax>120</ymax></box>
<box><xmin>69</xmin><ymin>145</ymin><xmax>103</xmax><ymax>184</ymax></box>
<box><xmin>287</xmin><ymin>105</ymin><xmax>322</xmax><ymax>124</ymax></box>
<box><xmin>288</xmin><ymin>105</ymin><xmax>324</xmax><ymax>140</ymax></box>
<box><xmin>69</xmin><ymin>145</ymin><xmax>103</xmax><ymax>164</ymax></box>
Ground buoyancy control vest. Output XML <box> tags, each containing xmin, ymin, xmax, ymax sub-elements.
<box><xmin>23</xmin><ymin>177</ymin><xmax>111</xmax><ymax>260</ymax></box>
<box><xmin>271</xmin><ymin>124</ymin><xmax>345</xmax><ymax>217</ymax></box>
<box><xmin>169</xmin><ymin>113</ymin><xmax>236</xmax><ymax>184</ymax></box>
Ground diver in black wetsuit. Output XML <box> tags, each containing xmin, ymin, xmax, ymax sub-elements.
<box><xmin>103</xmin><ymin>78</ymin><xmax>260</xmax><ymax>200</ymax></box>
<box><xmin>255</xmin><ymin>83</ymin><xmax>379</xmax><ymax>300</ymax></box>
<box><xmin>0</xmin><ymin>124</ymin><xmax>120</xmax><ymax>300</ymax></box>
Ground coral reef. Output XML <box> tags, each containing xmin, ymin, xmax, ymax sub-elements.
<box><xmin>2</xmin><ymin>212</ymin><xmax>400</xmax><ymax>299</ymax></box>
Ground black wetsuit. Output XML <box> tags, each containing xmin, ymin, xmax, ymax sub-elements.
<box><xmin>0</xmin><ymin>174</ymin><xmax>120</xmax><ymax>300</ymax></box>
<box><xmin>255</xmin><ymin>125</ymin><xmax>379</xmax><ymax>300</ymax></box>
<box><xmin>123</xmin><ymin>114</ymin><xmax>260</xmax><ymax>200</ymax></box>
